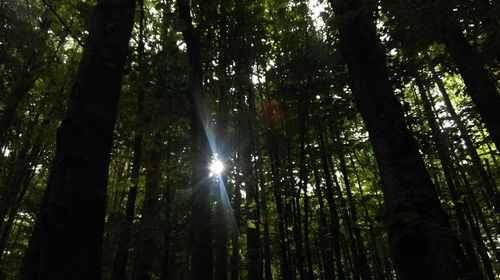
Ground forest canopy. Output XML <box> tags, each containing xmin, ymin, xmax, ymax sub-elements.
<box><xmin>0</xmin><ymin>0</ymin><xmax>499</xmax><ymax>279</ymax></box>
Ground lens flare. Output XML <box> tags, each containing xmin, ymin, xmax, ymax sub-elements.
<box><xmin>209</xmin><ymin>159</ymin><xmax>224</xmax><ymax>175</ymax></box>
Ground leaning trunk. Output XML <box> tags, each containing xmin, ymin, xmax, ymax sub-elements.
<box><xmin>329</xmin><ymin>0</ymin><xmax>467</xmax><ymax>278</ymax></box>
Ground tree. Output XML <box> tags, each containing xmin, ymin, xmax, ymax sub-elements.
<box><xmin>19</xmin><ymin>0</ymin><xmax>136</xmax><ymax>278</ymax></box>
<box><xmin>328</xmin><ymin>0</ymin><xmax>468</xmax><ymax>278</ymax></box>
<box><xmin>0</xmin><ymin>0</ymin><xmax>498</xmax><ymax>279</ymax></box>
<box><xmin>176</xmin><ymin>0</ymin><xmax>213</xmax><ymax>279</ymax></box>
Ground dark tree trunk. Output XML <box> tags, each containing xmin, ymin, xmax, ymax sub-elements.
<box><xmin>19</xmin><ymin>0</ymin><xmax>135</xmax><ymax>279</ymax></box>
<box><xmin>0</xmin><ymin>127</ymin><xmax>43</xmax><ymax>233</ymax></box>
<box><xmin>427</xmin><ymin>62</ymin><xmax>500</xmax><ymax>212</ymax></box>
<box><xmin>0</xmin><ymin>9</ymin><xmax>52</xmax><ymax>148</ymax></box>
<box><xmin>130</xmin><ymin>2</ymin><xmax>162</xmax><ymax>279</ymax></box>
<box><xmin>440</xmin><ymin>19</ymin><xmax>500</xmax><ymax>151</ymax></box>
<box><xmin>267</xmin><ymin>130</ymin><xmax>291</xmax><ymax>280</ymax></box>
<box><xmin>310</xmin><ymin>156</ymin><xmax>335</xmax><ymax>280</ymax></box>
<box><xmin>111</xmin><ymin>123</ymin><xmax>142</xmax><ymax>280</ymax></box>
<box><xmin>415</xmin><ymin>78</ymin><xmax>487</xmax><ymax>279</ymax></box>
<box><xmin>132</xmin><ymin>135</ymin><xmax>162</xmax><ymax>280</ymax></box>
<box><xmin>329</xmin><ymin>0</ymin><xmax>467</xmax><ymax>278</ymax></box>
<box><xmin>0</xmin><ymin>140</ymin><xmax>42</xmax><ymax>264</ymax></box>
<box><xmin>111</xmin><ymin>0</ymin><xmax>146</xmax><ymax>276</ymax></box>
<box><xmin>317</xmin><ymin>127</ymin><xmax>344</xmax><ymax>280</ymax></box>
<box><xmin>238</xmin><ymin>96</ymin><xmax>261</xmax><ymax>280</ymax></box>
<box><xmin>214</xmin><ymin>3</ymin><xmax>229</xmax><ymax>280</ymax></box>
<box><xmin>177</xmin><ymin>1</ymin><xmax>213</xmax><ymax>279</ymax></box>
<box><xmin>331</xmin><ymin>123</ymin><xmax>371</xmax><ymax>280</ymax></box>
<box><xmin>297</xmin><ymin>92</ymin><xmax>313</xmax><ymax>280</ymax></box>
<box><xmin>160</xmin><ymin>139</ymin><xmax>172</xmax><ymax>280</ymax></box>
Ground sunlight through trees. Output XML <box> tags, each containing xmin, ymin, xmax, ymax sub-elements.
<box><xmin>0</xmin><ymin>0</ymin><xmax>498</xmax><ymax>279</ymax></box>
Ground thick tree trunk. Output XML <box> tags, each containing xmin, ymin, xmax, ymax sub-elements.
<box><xmin>329</xmin><ymin>0</ymin><xmax>467</xmax><ymax>278</ymax></box>
<box><xmin>19</xmin><ymin>0</ymin><xmax>135</xmax><ymax>279</ymax></box>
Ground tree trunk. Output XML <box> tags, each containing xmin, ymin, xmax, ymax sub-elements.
<box><xmin>310</xmin><ymin>155</ymin><xmax>335</xmax><ymax>280</ymax></box>
<box><xmin>267</xmin><ymin>130</ymin><xmax>291</xmax><ymax>280</ymax></box>
<box><xmin>317</xmin><ymin>127</ymin><xmax>344</xmax><ymax>280</ymax></box>
<box><xmin>132</xmin><ymin>134</ymin><xmax>162</xmax><ymax>280</ymax></box>
<box><xmin>214</xmin><ymin>3</ymin><xmax>229</xmax><ymax>279</ymax></box>
<box><xmin>19</xmin><ymin>0</ymin><xmax>135</xmax><ymax>278</ymax></box>
<box><xmin>177</xmin><ymin>1</ymin><xmax>213</xmax><ymax>279</ymax></box>
<box><xmin>331</xmin><ymin>122</ymin><xmax>371</xmax><ymax>280</ymax></box>
<box><xmin>329</xmin><ymin>0</ymin><xmax>467</xmax><ymax>278</ymax></box>
<box><xmin>415</xmin><ymin>78</ymin><xmax>487</xmax><ymax>279</ymax></box>
<box><xmin>427</xmin><ymin>61</ymin><xmax>499</xmax><ymax>212</ymax></box>
<box><xmin>440</xmin><ymin>19</ymin><xmax>500</xmax><ymax>151</ymax></box>
<box><xmin>0</xmin><ymin>8</ymin><xmax>52</xmax><ymax>148</ymax></box>
<box><xmin>111</xmin><ymin>0</ymin><xmax>146</xmax><ymax>276</ymax></box>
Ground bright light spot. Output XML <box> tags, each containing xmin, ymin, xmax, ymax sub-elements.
<box><xmin>308</xmin><ymin>0</ymin><xmax>326</xmax><ymax>31</ymax></box>
<box><xmin>177</xmin><ymin>40</ymin><xmax>186</xmax><ymax>51</ymax></box>
<box><xmin>209</xmin><ymin>159</ymin><xmax>224</xmax><ymax>176</ymax></box>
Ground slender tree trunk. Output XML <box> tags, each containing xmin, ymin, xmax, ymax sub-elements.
<box><xmin>440</xmin><ymin>17</ymin><xmax>500</xmax><ymax>151</ymax></box>
<box><xmin>348</xmin><ymin>153</ymin><xmax>385</xmax><ymax>280</ymax></box>
<box><xmin>0</xmin><ymin>141</ymin><xmax>42</xmax><ymax>264</ymax></box>
<box><xmin>329</xmin><ymin>0</ymin><xmax>467</xmax><ymax>278</ymax></box>
<box><xmin>111</xmin><ymin>0</ymin><xmax>146</xmax><ymax>277</ymax></box>
<box><xmin>0</xmin><ymin>9</ymin><xmax>52</xmax><ymax>147</ymax></box>
<box><xmin>239</xmin><ymin>97</ymin><xmax>261</xmax><ymax>280</ymax></box>
<box><xmin>214</xmin><ymin>3</ymin><xmax>229</xmax><ymax>279</ymax></box>
<box><xmin>267</xmin><ymin>130</ymin><xmax>291</xmax><ymax>280</ymax></box>
<box><xmin>415</xmin><ymin>78</ymin><xmax>487</xmax><ymax>279</ymax></box>
<box><xmin>297</xmin><ymin>92</ymin><xmax>313</xmax><ymax>280</ymax></box>
<box><xmin>0</xmin><ymin>128</ymin><xmax>43</xmax><ymax>232</ymax></box>
<box><xmin>160</xmin><ymin>138</ymin><xmax>172</xmax><ymax>280</ymax></box>
<box><xmin>19</xmin><ymin>0</ymin><xmax>135</xmax><ymax>278</ymax></box>
<box><xmin>132</xmin><ymin>134</ymin><xmax>162</xmax><ymax>280</ymax></box>
<box><xmin>427</xmin><ymin>59</ymin><xmax>500</xmax><ymax>212</ymax></box>
<box><xmin>317</xmin><ymin>127</ymin><xmax>344</xmax><ymax>280</ymax></box>
<box><xmin>177</xmin><ymin>1</ymin><xmax>213</xmax><ymax>279</ymax></box>
<box><xmin>256</xmin><ymin>131</ymin><xmax>273</xmax><ymax>280</ymax></box>
<box><xmin>331</xmin><ymin>123</ymin><xmax>371</xmax><ymax>280</ymax></box>
<box><xmin>310</xmin><ymin>155</ymin><xmax>335</xmax><ymax>280</ymax></box>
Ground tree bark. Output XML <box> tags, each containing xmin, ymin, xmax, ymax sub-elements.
<box><xmin>176</xmin><ymin>0</ymin><xmax>213</xmax><ymax>279</ymax></box>
<box><xmin>331</xmin><ymin>123</ymin><xmax>371</xmax><ymax>280</ymax></box>
<box><xmin>111</xmin><ymin>0</ymin><xmax>146</xmax><ymax>276</ymax></box>
<box><xmin>415</xmin><ymin>78</ymin><xmax>487</xmax><ymax>279</ymax></box>
<box><xmin>439</xmin><ymin>13</ymin><xmax>500</xmax><ymax>151</ymax></box>
<box><xmin>267</xmin><ymin>129</ymin><xmax>291</xmax><ymax>280</ymax></box>
<box><xmin>329</xmin><ymin>0</ymin><xmax>467</xmax><ymax>278</ymax></box>
<box><xmin>427</xmin><ymin>61</ymin><xmax>500</xmax><ymax>212</ymax></box>
<box><xmin>317</xmin><ymin>127</ymin><xmax>344</xmax><ymax>280</ymax></box>
<box><xmin>132</xmin><ymin>134</ymin><xmax>162</xmax><ymax>280</ymax></box>
<box><xmin>310</xmin><ymin>155</ymin><xmax>335</xmax><ymax>280</ymax></box>
<box><xmin>19</xmin><ymin>0</ymin><xmax>135</xmax><ymax>278</ymax></box>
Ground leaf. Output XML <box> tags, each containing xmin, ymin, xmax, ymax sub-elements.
<box><xmin>246</xmin><ymin>220</ymin><xmax>257</xmax><ymax>229</ymax></box>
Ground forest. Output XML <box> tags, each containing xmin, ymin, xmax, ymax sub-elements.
<box><xmin>0</xmin><ymin>0</ymin><xmax>499</xmax><ymax>279</ymax></box>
